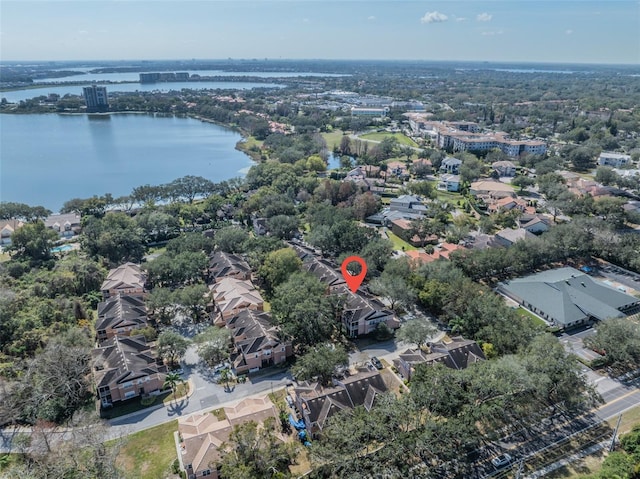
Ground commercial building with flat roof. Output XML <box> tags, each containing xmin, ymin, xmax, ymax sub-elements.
<box><xmin>499</xmin><ymin>267</ymin><xmax>640</xmax><ymax>329</ymax></box>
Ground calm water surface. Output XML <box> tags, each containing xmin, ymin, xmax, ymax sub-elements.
<box><xmin>0</xmin><ymin>113</ymin><xmax>253</xmax><ymax>211</ymax></box>
<box><xmin>1</xmin><ymin>81</ymin><xmax>282</xmax><ymax>103</ymax></box>
<box><xmin>35</xmin><ymin>70</ymin><xmax>347</xmax><ymax>82</ymax></box>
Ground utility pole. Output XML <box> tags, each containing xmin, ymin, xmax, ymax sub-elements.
<box><xmin>610</xmin><ymin>414</ymin><xmax>622</xmax><ymax>452</ymax></box>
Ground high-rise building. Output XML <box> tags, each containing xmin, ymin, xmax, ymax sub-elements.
<box><xmin>82</xmin><ymin>85</ymin><xmax>109</xmax><ymax>112</ymax></box>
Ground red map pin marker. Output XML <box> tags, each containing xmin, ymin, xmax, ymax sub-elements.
<box><xmin>341</xmin><ymin>256</ymin><xmax>367</xmax><ymax>293</ymax></box>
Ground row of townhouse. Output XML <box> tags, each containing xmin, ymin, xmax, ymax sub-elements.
<box><xmin>207</xmin><ymin>251</ymin><xmax>293</xmax><ymax>375</ymax></box>
<box><xmin>289</xmin><ymin>243</ymin><xmax>400</xmax><ymax>337</ymax></box>
<box><xmin>93</xmin><ymin>263</ymin><xmax>166</xmax><ymax>410</ymax></box>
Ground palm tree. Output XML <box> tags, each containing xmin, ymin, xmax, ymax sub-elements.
<box><xmin>163</xmin><ymin>371</ymin><xmax>182</xmax><ymax>401</ymax></box>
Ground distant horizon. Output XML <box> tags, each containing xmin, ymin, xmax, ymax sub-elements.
<box><xmin>2</xmin><ymin>1</ymin><xmax>638</xmax><ymax>65</ymax></box>
<box><xmin>2</xmin><ymin>58</ymin><xmax>638</xmax><ymax>67</ymax></box>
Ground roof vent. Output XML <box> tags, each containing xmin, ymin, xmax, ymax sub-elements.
<box><xmin>581</xmin><ymin>282</ymin><xmax>586</xmax><ymax>287</ymax></box>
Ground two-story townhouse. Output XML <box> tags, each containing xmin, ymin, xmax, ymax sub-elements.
<box><xmin>92</xmin><ymin>335</ymin><xmax>167</xmax><ymax>408</ymax></box>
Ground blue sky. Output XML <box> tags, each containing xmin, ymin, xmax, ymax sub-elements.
<box><xmin>1</xmin><ymin>1</ymin><xmax>639</xmax><ymax>64</ymax></box>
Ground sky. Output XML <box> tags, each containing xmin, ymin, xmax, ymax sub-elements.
<box><xmin>1</xmin><ymin>0</ymin><xmax>639</xmax><ymax>64</ymax></box>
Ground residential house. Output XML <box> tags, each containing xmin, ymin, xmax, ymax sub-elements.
<box><xmin>394</xmin><ymin>336</ymin><xmax>485</xmax><ymax>381</ymax></box>
<box><xmin>100</xmin><ymin>263</ymin><xmax>146</xmax><ymax>299</ymax></box>
<box><xmin>390</xmin><ymin>218</ymin><xmax>438</xmax><ymax>247</ymax></box>
<box><xmin>209</xmin><ymin>277</ymin><xmax>264</xmax><ymax>326</ymax></box>
<box><xmin>293</xmin><ymin>369</ymin><xmax>387</xmax><ymax>435</ymax></box>
<box><xmin>388</xmin><ymin>195</ymin><xmax>428</xmax><ymax>217</ymax></box>
<box><xmin>469</xmin><ymin>180</ymin><xmax>516</xmax><ymax>199</ymax></box>
<box><xmin>518</xmin><ymin>214</ymin><xmax>551</xmax><ymax>234</ymax></box>
<box><xmin>491</xmin><ymin>161</ymin><xmax>517</xmax><ymax>177</ymax></box>
<box><xmin>487</xmin><ymin>196</ymin><xmax>535</xmax><ymax>215</ymax></box>
<box><xmin>499</xmin><ymin>267</ymin><xmax>640</xmax><ymax>329</ymax></box>
<box><xmin>440</xmin><ymin>157</ymin><xmax>462</xmax><ymax>174</ymax></box>
<box><xmin>177</xmin><ymin>396</ymin><xmax>280</xmax><ymax>479</ymax></box>
<box><xmin>44</xmin><ymin>213</ymin><xmax>82</xmax><ymax>238</ymax></box>
<box><xmin>494</xmin><ymin>228</ymin><xmax>535</xmax><ymax>247</ymax></box>
<box><xmin>207</xmin><ymin>251</ymin><xmax>252</xmax><ymax>283</ymax></box>
<box><xmin>437</xmin><ymin>174</ymin><xmax>461</xmax><ymax>192</ymax></box>
<box><xmin>405</xmin><ymin>243</ymin><xmax>465</xmax><ymax>266</ymax></box>
<box><xmin>96</xmin><ymin>295</ymin><xmax>149</xmax><ymax>343</ymax></box>
<box><xmin>0</xmin><ymin>219</ymin><xmax>24</xmax><ymax>246</ymax></box>
<box><xmin>227</xmin><ymin>310</ymin><xmax>293</xmax><ymax>374</ymax></box>
<box><xmin>92</xmin><ymin>335</ymin><xmax>167</xmax><ymax>409</ymax></box>
<box><xmin>598</xmin><ymin>152</ymin><xmax>632</xmax><ymax>168</ymax></box>
<box><xmin>386</xmin><ymin>160</ymin><xmax>409</xmax><ymax>178</ymax></box>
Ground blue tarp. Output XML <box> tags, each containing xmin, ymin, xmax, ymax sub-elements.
<box><xmin>289</xmin><ymin>414</ymin><xmax>306</xmax><ymax>430</ymax></box>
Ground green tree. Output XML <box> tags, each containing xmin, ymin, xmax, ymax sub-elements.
<box><xmin>459</xmin><ymin>157</ymin><xmax>484</xmax><ymax>183</ymax></box>
<box><xmin>292</xmin><ymin>343</ymin><xmax>348</xmax><ymax>385</ymax></box>
<box><xmin>175</xmin><ymin>284</ymin><xmax>209</xmax><ymax>321</ymax></box>
<box><xmin>157</xmin><ymin>331</ymin><xmax>189</xmax><ymax>368</ymax></box>
<box><xmin>219</xmin><ymin>419</ymin><xmax>297</xmax><ymax>479</ymax></box>
<box><xmin>81</xmin><ymin>212</ymin><xmax>145</xmax><ymax>264</ymax></box>
<box><xmin>147</xmin><ymin>287</ymin><xmax>175</xmax><ymax>322</ymax></box>
<box><xmin>396</xmin><ymin>319</ymin><xmax>437</xmax><ymax>349</ymax></box>
<box><xmin>163</xmin><ymin>371</ymin><xmax>184</xmax><ymax>401</ymax></box>
<box><xmin>194</xmin><ymin>326</ymin><xmax>231</xmax><ymax>367</ymax></box>
<box><xmin>266</xmin><ymin>215</ymin><xmax>300</xmax><ymax>240</ymax></box>
<box><xmin>271</xmin><ymin>272</ymin><xmax>336</xmax><ymax>351</ymax></box>
<box><xmin>8</xmin><ymin>221</ymin><xmax>59</xmax><ymax>262</ymax></box>
<box><xmin>258</xmin><ymin>248</ymin><xmax>302</xmax><ymax>296</ymax></box>
<box><xmin>584</xmin><ymin>318</ymin><xmax>640</xmax><ymax>373</ymax></box>
<box><xmin>511</xmin><ymin>175</ymin><xmax>535</xmax><ymax>191</ymax></box>
<box><xmin>369</xmin><ymin>273</ymin><xmax>416</xmax><ymax>312</ymax></box>
<box><xmin>214</xmin><ymin>226</ymin><xmax>250</xmax><ymax>253</ymax></box>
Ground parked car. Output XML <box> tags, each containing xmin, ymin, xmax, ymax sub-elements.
<box><xmin>491</xmin><ymin>453</ymin><xmax>513</xmax><ymax>469</ymax></box>
<box><xmin>213</xmin><ymin>362</ymin><xmax>230</xmax><ymax>373</ymax></box>
<box><xmin>371</xmin><ymin>357</ymin><xmax>384</xmax><ymax>370</ymax></box>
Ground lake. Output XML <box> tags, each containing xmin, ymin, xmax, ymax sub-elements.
<box><xmin>35</xmin><ymin>70</ymin><xmax>347</xmax><ymax>83</ymax></box>
<box><xmin>0</xmin><ymin>81</ymin><xmax>283</xmax><ymax>103</ymax></box>
<box><xmin>0</xmin><ymin>113</ymin><xmax>254</xmax><ymax>211</ymax></box>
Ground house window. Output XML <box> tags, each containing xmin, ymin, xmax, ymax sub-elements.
<box><xmin>202</xmin><ymin>470</ymin><xmax>211</xmax><ymax>476</ymax></box>
<box><xmin>264</xmin><ymin>349</ymin><xmax>271</xmax><ymax>356</ymax></box>
<box><xmin>123</xmin><ymin>382</ymin><xmax>133</xmax><ymax>388</ymax></box>
<box><xmin>124</xmin><ymin>390</ymin><xmax>136</xmax><ymax>399</ymax></box>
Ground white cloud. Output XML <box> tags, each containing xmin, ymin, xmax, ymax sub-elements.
<box><xmin>367</xmin><ymin>15</ymin><xmax>376</xmax><ymax>21</ymax></box>
<box><xmin>565</xmin><ymin>29</ymin><xmax>573</xmax><ymax>35</ymax></box>
<box><xmin>481</xmin><ymin>30</ymin><xmax>503</xmax><ymax>36</ymax></box>
<box><xmin>78</xmin><ymin>30</ymin><xmax>89</xmax><ymax>35</ymax></box>
<box><xmin>476</xmin><ymin>12</ymin><xmax>493</xmax><ymax>22</ymax></box>
<box><xmin>455</xmin><ymin>17</ymin><xmax>467</xmax><ymax>22</ymax></box>
<box><xmin>420</xmin><ymin>11</ymin><xmax>448</xmax><ymax>24</ymax></box>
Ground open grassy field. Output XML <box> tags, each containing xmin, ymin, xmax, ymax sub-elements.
<box><xmin>321</xmin><ymin>129</ymin><xmax>346</xmax><ymax>150</ymax></box>
<box><xmin>360</xmin><ymin>132</ymin><xmax>418</xmax><ymax>147</ymax></box>
<box><xmin>116</xmin><ymin>420</ymin><xmax>179</xmax><ymax>479</ymax></box>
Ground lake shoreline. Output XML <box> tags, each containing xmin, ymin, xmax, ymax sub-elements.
<box><xmin>0</xmin><ymin>113</ymin><xmax>256</xmax><ymax>210</ymax></box>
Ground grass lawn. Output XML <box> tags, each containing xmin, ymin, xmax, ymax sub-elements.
<box><xmin>608</xmin><ymin>404</ymin><xmax>640</xmax><ymax>435</ymax></box>
<box><xmin>0</xmin><ymin>251</ymin><xmax>10</xmax><ymax>263</ymax></box>
<box><xmin>435</xmin><ymin>189</ymin><xmax>464</xmax><ymax>205</ymax></box>
<box><xmin>241</xmin><ymin>136</ymin><xmax>264</xmax><ymax>149</ymax></box>
<box><xmin>516</xmin><ymin>307</ymin><xmax>548</xmax><ymax>327</ymax></box>
<box><xmin>101</xmin><ymin>391</ymin><xmax>172</xmax><ymax>419</ymax></box>
<box><xmin>162</xmin><ymin>382</ymin><xmax>189</xmax><ymax>405</ymax></box>
<box><xmin>116</xmin><ymin>420</ymin><xmax>178</xmax><ymax>479</ymax></box>
<box><xmin>386</xmin><ymin>230</ymin><xmax>417</xmax><ymax>251</ymax></box>
<box><xmin>360</xmin><ymin>132</ymin><xmax>418</xmax><ymax>147</ymax></box>
<box><xmin>321</xmin><ymin>129</ymin><xmax>346</xmax><ymax>150</ymax></box>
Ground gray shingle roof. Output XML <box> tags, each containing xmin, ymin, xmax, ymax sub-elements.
<box><xmin>500</xmin><ymin>267</ymin><xmax>639</xmax><ymax>326</ymax></box>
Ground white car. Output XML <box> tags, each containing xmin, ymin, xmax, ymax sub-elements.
<box><xmin>491</xmin><ymin>453</ymin><xmax>513</xmax><ymax>469</ymax></box>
